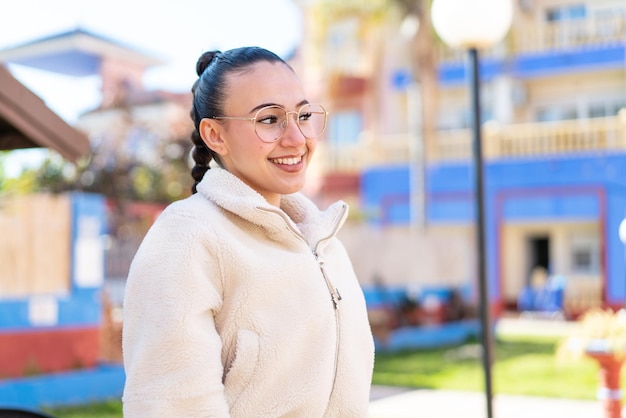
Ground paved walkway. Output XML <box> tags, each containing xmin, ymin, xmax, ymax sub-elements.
<box><xmin>369</xmin><ymin>386</ymin><xmax>605</xmax><ymax>418</ymax></box>
<box><xmin>368</xmin><ymin>317</ymin><xmax>613</xmax><ymax>417</ymax></box>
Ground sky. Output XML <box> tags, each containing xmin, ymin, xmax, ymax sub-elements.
<box><xmin>1</xmin><ymin>0</ymin><xmax>303</xmax><ymax>174</ymax></box>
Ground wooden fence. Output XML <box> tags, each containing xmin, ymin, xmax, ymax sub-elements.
<box><xmin>0</xmin><ymin>194</ymin><xmax>71</xmax><ymax>297</ymax></box>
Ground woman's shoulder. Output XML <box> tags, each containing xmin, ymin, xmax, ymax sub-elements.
<box><xmin>142</xmin><ymin>193</ymin><xmax>221</xmax><ymax>239</ymax></box>
<box><xmin>133</xmin><ymin>194</ymin><xmax>223</xmax><ymax>259</ymax></box>
<box><xmin>160</xmin><ymin>192</ymin><xmax>219</xmax><ymax>220</ymax></box>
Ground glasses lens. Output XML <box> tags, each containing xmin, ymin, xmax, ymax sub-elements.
<box><xmin>297</xmin><ymin>104</ymin><xmax>327</xmax><ymax>139</ymax></box>
<box><xmin>254</xmin><ymin>106</ymin><xmax>286</xmax><ymax>142</ymax></box>
<box><xmin>253</xmin><ymin>104</ymin><xmax>328</xmax><ymax>142</ymax></box>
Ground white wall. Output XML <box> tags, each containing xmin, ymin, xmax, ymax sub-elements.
<box><xmin>500</xmin><ymin>220</ymin><xmax>602</xmax><ymax>308</ymax></box>
<box><xmin>339</xmin><ymin>223</ymin><xmax>473</xmax><ymax>288</ymax></box>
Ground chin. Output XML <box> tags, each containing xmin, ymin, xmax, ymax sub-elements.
<box><xmin>282</xmin><ymin>181</ymin><xmax>306</xmax><ymax>195</ymax></box>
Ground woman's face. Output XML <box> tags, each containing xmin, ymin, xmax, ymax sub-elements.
<box><xmin>200</xmin><ymin>61</ymin><xmax>317</xmax><ymax>207</ymax></box>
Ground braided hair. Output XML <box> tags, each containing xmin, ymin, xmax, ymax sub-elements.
<box><xmin>189</xmin><ymin>47</ymin><xmax>287</xmax><ymax>194</ymax></box>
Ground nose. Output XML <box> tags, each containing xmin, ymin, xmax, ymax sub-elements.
<box><xmin>279</xmin><ymin>112</ymin><xmax>306</xmax><ymax>144</ymax></box>
<box><xmin>280</xmin><ymin>111</ymin><xmax>300</xmax><ymax>129</ymax></box>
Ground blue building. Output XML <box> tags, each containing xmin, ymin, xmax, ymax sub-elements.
<box><xmin>0</xmin><ymin>28</ymin><xmax>157</xmax><ymax>409</ymax></box>
<box><xmin>308</xmin><ymin>0</ymin><xmax>626</xmax><ymax>318</ymax></box>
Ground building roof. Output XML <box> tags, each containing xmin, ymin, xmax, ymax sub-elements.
<box><xmin>0</xmin><ymin>28</ymin><xmax>164</xmax><ymax>76</ymax></box>
<box><xmin>0</xmin><ymin>65</ymin><xmax>90</xmax><ymax>161</ymax></box>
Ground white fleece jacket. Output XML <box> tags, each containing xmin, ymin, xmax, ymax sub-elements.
<box><xmin>122</xmin><ymin>168</ymin><xmax>375</xmax><ymax>417</ymax></box>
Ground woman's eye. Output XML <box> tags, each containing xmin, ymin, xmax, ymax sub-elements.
<box><xmin>258</xmin><ymin>115</ymin><xmax>279</xmax><ymax>125</ymax></box>
<box><xmin>299</xmin><ymin>112</ymin><xmax>312</xmax><ymax>121</ymax></box>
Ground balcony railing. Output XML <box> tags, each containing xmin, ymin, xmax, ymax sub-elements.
<box><xmin>438</xmin><ymin>12</ymin><xmax>625</xmax><ymax>62</ymax></box>
<box><xmin>514</xmin><ymin>14</ymin><xmax>625</xmax><ymax>54</ymax></box>
<box><xmin>319</xmin><ymin>111</ymin><xmax>626</xmax><ymax>173</ymax></box>
<box><xmin>316</xmin><ymin>133</ymin><xmax>419</xmax><ymax>173</ymax></box>
<box><xmin>485</xmin><ymin>115</ymin><xmax>626</xmax><ymax>159</ymax></box>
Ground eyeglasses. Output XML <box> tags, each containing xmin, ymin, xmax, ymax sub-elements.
<box><xmin>211</xmin><ymin>103</ymin><xmax>328</xmax><ymax>143</ymax></box>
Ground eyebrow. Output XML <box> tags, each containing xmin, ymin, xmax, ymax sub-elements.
<box><xmin>248</xmin><ymin>99</ymin><xmax>310</xmax><ymax>114</ymax></box>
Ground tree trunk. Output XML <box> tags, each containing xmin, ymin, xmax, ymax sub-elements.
<box><xmin>412</xmin><ymin>1</ymin><xmax>439</xmax><ymax>161</ymax></box>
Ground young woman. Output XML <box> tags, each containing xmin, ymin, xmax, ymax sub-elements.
<box><xmin>122</xmin><ymin>46</ymin><xmax>375</xmax><ymax>417</ymax></box>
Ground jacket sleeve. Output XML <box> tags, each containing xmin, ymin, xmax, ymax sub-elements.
<box><xmin>122</xmin><ymin>209</ymin><xmax>230</xmax><ymax>417</ymax></box>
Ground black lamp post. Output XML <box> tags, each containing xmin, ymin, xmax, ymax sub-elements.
<box><xmin>469</xmin><ymin>45</ymin><xmax>494</xmax><ymax>417</ymax></box>
<box><xmin>431</xmin><ymin>1</ymin><xmax>513</xmax><ymax>417</ymax></box>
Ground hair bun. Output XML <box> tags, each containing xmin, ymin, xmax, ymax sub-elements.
<box><xmin>196</xmin><ymin>51</ymin><xmax>221</xmax><ymax>76</ymax></box>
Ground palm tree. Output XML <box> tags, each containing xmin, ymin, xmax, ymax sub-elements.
<box><xmin>303</xmin><ymin>0</ymin><xmax>439</xmax><ymax>229</ymax></box>
<box><xmin>304</xmin><ymin>0</ymin><xmax>439</xmax><ymax>162</ymax></box>
<box><xmin>392</xmin><ymin>0</ymin><xmax>439</xmax><ymax>160</ymax></box>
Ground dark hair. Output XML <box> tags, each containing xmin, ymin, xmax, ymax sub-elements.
<box><xmin>189</xmin><ymin>46</ymin><xmax>288</xmax><ymax>193</ymax></box>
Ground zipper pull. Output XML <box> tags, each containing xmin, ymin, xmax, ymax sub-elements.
<box><xmin>315</xmin><ymin>251</ymin><xmax>343</xmax><ymax>309</ymax></box>
<box><xmin>331</xmin><ymin>288</ymin><xmax>342</xmax><ymax>309</ymax></box>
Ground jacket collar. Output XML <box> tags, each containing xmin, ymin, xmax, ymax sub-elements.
<box><xmin>196</xmin><ymin>168</ymin><xmax>348</xmax><ymax>248</ymax></box>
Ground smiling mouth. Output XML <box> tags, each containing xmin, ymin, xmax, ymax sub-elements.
<box><xmin>270</xmin><ymin>155</ymin><xmax>303</xmax><ymax>165</ymax></box>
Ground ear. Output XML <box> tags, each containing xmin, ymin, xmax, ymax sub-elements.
<box><xmin>199</xmin><ymin>118</ymin><xmax>228</xmax><ymax>156</ymax></box>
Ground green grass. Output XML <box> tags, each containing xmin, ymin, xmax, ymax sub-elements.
<box><xmin>43</xmin><ymin>400</ymin><xmax>122</xmax><ymax>418</ymax></box>
<box><xmin>43</xmin><ymin>334</ymin><xmax>609</xmax><ymax>416</ymax></box>
<box><xmin>372</xmin><ymin>334</ymin><xmax>602</xmax><ymax>400</ymax></box>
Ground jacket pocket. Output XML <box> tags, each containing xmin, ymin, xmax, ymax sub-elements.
<box><xmin>224</xmin><ymin>328</ymin><xmax>260</xmax><ymax>406</ymax></box>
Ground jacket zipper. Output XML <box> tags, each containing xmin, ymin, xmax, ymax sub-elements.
<box><xmin>314</xmin><ymin>250</ymin><xmax>342</xmax><ymax>309</ymax></box>
<box><xmin>258</xmin><ymin>203</ymin><xmax>348</xmax><ymax>407</ymax></box>
<box><xmin>314</xmin><ymin>248</ymin><xmax>342</xmax><ymax>411</ymax></box>
<box><xmin>257</xmin><ymin>203</ymin><xmax>348</xmax><ymax>311</ymax></box>
<box><xmin>312</xmin><ymin>203</ymin><xmax>347</xmax><ymax>411</ymax></box>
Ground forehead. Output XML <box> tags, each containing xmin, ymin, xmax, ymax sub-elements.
<box><xmin>224</xmin><ymin>61</ymin><xmax>306</xmax><ymax>112</ymax></box>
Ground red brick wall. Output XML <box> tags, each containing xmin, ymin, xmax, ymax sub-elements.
<box><xmin>0</xmin><ymin>327</ymin><xmax>100</xmax><ymax>377</ymax></box>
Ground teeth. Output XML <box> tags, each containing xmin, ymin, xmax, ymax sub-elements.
<box><xmin>271</xmin><ymin>156</ymin><xmax>302</xmax><ymax>165</ymax></box>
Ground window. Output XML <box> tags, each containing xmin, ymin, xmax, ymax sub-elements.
<box><xmin>572</xmin><ymin>249</ymin><xmax>592</xmax><ymax>269</ymax></box>
<box><xmin>569</xmin><ymin>234</ymin><xmax>600</xmax><ymax>274</ymax></box>
<box><xmin>546</xmin><ymin>4</ymin><xmax>586</xmax><ymax>22</ymax></box>
<box><xmin>594</xmin><ymin>8</ymin><xmax>624</xmax><ymax>39</ymax></box>
<box><xmin>587</xmin><ymin>100</ymin><xmax>626</xmax><ymax>119</ymax></box>
<box><xmin>589</xmin><ymin>104</ymin><xmax>607</xmax><ymax>118</ymax></box>
<box><xmin>545</xmin><ymin>4</ymin><xmax>587</xmax><ymax>48</ymax></box>
<box><xmin>328</xmin><ymin>110</ymin><xmax>363</xmax><ymax>146</ymax></box>
<box><xmin>535</xmin><ymin>106</ymin><xmax>578</xmax><ymax>122</ymax></box>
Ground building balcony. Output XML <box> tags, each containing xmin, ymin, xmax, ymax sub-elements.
<box><xmin>318</xmin><ymin>110</ymin><xmax>626</xmax><ymax>174</ymax></box>
<box><xmin>513</xmin><ymin>13</ymin><xmax>625</xmax><ymax>55</ymax></box>
<box><xmin>316</xmin><ymin>132</ymin><xmax>415</xmax><ymax>174</ymax></box>
<box><xmin>439</xmin><ymin>12</ymin><xmax>625</xmax><ymax>63</ymax></box>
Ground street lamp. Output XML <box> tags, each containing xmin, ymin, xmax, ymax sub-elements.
<box><xmin>619</xmin><ymin>217</ymin><xmax>626</xmax><ymax>253</ymax></box>
<box><xmin>431</xmin><ymin>1</ymin><xmax>513</xmax><ymax>417</ymax></box>
<box><xmin>619</xmin><ymin>216</ymin><xmax>626</xmax><ymax>305</ymax></box>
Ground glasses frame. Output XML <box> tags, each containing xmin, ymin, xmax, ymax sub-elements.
<box><xmin>210</xmin><ymin>103</ymin><xmax>328</xmax><ymax>143</ymax></box>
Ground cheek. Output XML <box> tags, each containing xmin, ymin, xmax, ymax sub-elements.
<box><xmin>235</xmin><ymin>138</ymin><xmax>265</xmax><ymax>157</ymax></box>
<box><xmin>243</xmin><ymin>142</ymin><xmax>276</xmax><ymax>164</ymax></box>
<box><xmin>306</xmin><ymin>138</ymin><xmax>317</xmax><ymax>156</ymax></box>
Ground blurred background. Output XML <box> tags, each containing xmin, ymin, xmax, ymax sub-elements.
<box><xmin>1</xmin><ymin>0</ymin><xmax>626</xmax><ymax>412</ymax></box>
